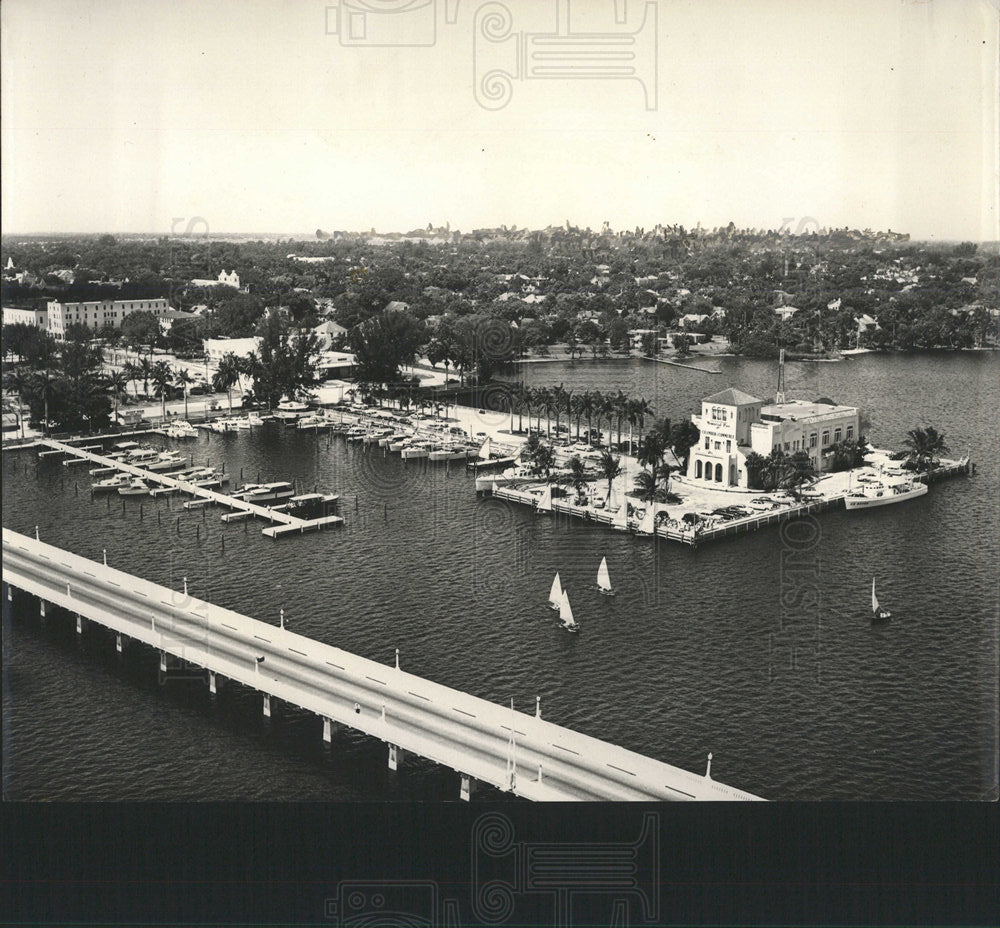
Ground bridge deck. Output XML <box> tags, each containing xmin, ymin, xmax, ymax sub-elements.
<box><xmin>2</xmin><ymin>528</ymin><xmax>763</xmax><ymax>802</ymax></box>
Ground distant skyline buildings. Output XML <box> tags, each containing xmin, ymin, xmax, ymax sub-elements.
<box><xmin>2</xmin><ymin>0</ymin><xmax>996</xmax><ymax>242</ymax></box>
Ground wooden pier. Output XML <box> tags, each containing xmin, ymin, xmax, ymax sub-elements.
<box><xmin>32</xmin><ymin>438</ymin><xmax>343</xmax><ymax>539</ymax></box>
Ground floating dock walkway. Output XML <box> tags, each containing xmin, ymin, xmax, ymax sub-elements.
<box><xmin>33</xmin><ymin>438</ymin><xmax>342</xmax><ymax>539</ymax></box>
<box><xmin>2</xmin><ymin>528</ymin><xmax>764</xmax><ymax>802</ymax></box>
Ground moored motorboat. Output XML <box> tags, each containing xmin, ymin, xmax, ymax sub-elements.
<box><xmin>117</xmin><ymin>478</ymin><xmax>150</xmax><ymax>496</ymax></box>
<box><xmin>231</xmin><ymin>481</ymin><xmax>295</xmax><ymax>504</ymax></box>
<box><xmin>92</xmin><ymin>472</ymin><xmax>131</xmax><ymax>492</ymax></box>
<box><xmin>274</xmin><ymin>399</ymin><xmax>310</xmax><ymax>421</ymax></box>
<box><xmin>845</xmin><ymin>479</ymin><xmax>928</xmax><ymax>510</ymax></box>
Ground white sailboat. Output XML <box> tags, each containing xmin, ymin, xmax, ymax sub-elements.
<box><xmin>536</xmin><ymin>484</ymin><xmax>553</xmax><ymax>514</ymax></box>
<box><xmin>478</xmin><ymin>437</ymin><xmax>492</xmax><ymax>460</ymax></box>
<box><xmin>597</xmin><ymin>557</ymin><xmax>613</xmax><ymax>595</ymax></box>
<box><xmin>559</xmin><ymin>590</ymin><xmax>579</xmax><ymax>633</ymax></box>
<box><xmin>548</xmin><ymin>573</ymin><xmax>563</xmax><ymax>610</ymax></box>
<box><xmin>871</xmin><ymin>578</ymin><xmax>891</xmax><ymax>622</ymax></box>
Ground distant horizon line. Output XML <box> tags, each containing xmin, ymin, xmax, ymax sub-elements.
<box><xmin>1</xmin><ymin>228</ymin><xmax>994</xmax><ymax>245</ymax></box>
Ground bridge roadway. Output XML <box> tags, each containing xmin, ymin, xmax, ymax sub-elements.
<box><xmin>2</xmin><ymin>528</ymin><xmax>764</xmax><ymax>802</ymax></box>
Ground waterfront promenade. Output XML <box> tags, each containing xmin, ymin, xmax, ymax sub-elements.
<box><xmin>2</xmin><ymin>527</ymin><xmax>764</xmax><ymax>802</ymax></box>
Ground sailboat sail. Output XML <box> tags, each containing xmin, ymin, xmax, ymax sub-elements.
<box><xmin>559</xmin><ymin>591</ymin><xmax>576</xmax><ymax>628</ymax></box>
<box><xmin>478</xmin><ymin>438</ymin><xmax>492</xmax><ymax>460</ymax></box>
<box><xmin>549</xmin><ymin>573</ymin><xmax>562</xmax><ymax>609</ymax></box>
<box><xmin>537</xmin><ymin>484</ymin><xmax>553</xmax><ymax>513</ymax></box>
<box><xmin>597</xmin><ymin>557</ymin><xmax>612</xmax><ymax>592</ymax></box>
<box><xmin>871</xmin><ymin>578</ymin><xmax>879</xmax><ymax>614</ymax></box>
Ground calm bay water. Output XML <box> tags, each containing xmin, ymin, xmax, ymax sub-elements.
<box><xmin>3</xmin><ymin>353</ymin><xmax>998</xmax><ymax>800</ymax></box>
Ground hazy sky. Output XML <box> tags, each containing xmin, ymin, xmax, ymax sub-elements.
<box><xmin>2</xmin><ymin>0</ymin><xmax>997</xmax><ymax>239</ymax></box>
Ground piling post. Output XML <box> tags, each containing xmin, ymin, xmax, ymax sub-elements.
<box><xmin>140</xmin><ymin>504</ymin><xmax>144</xmax><ymax>522</ymax></box>
<box><xmin>262</xmin><ymin>694</ymin><xmax>271</xmax><ymax>718</ymax></box>
<box><xmin>159</xmin><ymin>651</ymin><xmax>167</xmax><ymax>673</ymax></box>
<box><xmin>176</xmin><ymin>517</ymin><xmax>181</xmax><ymax>534</ymax></box>
<box><xmin>107</xmin><ymin>495</ymin><xmax>111</xmax><ymax>510</ymax></box>
<box><xmin>76</xmin><ymin>614</ymin><xmax>83</xmax><ymax>635</ymax></box>
<box><xmin>395</xmin><ymin>648</ymin><xmax>400</xmax><ymax>670</ymax></box>
<box><xmin>35</xmin><ymin>525</ymin><xmax>39</xmax><ymax>541</ymax></box>
<box><xmin>39</xmin><ymin>599</ymin><xmax>47</xmax><ymax>618</ymax></box>
<box><xmin>535</xmin><ymin>696</ymin><xmax>541</xmax><ymax>718</ymax></box>
<box><xmin>705</xmin><ymin>752</ymin><xmax>713</xmax><ymax>779</ymax></box>
<box><xmin>103</xmin><ymin>549</ymin><xmax>107</xmax><ymax>566</ymax></box>
<box><xmin>322</xmin><ymin>717</ymin><xmax>332</xmax><ymax>742</ymax></box>
<box><xmin>196</xmin><ymin>525</ymin><xmax>200</xmax><ymax>542</ymax></box>
<box><xmin>209</xmin><ymin>671</ymin><xmax>217</xmax><ymax>694</ymax></box>
<box><xmin>116</xmin><ymin>633</ymin><xmax>123</xmax><ymax>653</ymax></box>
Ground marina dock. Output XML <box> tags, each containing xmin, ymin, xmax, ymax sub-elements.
<box><xmin>33</xmin><ymin>438</ymin><xmax>342</xmax><ymax>538</ymax></box>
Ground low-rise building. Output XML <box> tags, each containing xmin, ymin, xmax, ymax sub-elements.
<box><xmin>3</xmin><ymin>306</ymin><xmax>48</xmax><ymax>328</ymax></box>
<box><xmin>687</xmin><ymin>387</ymin><xmax>859</xmax><ymax>488</ymax></box>
<box><xmin>203</xmin><ymin>336</ymin><xmax>260</xmax><ymax>364</ymax></box>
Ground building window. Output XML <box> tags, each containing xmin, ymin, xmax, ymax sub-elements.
<box><xmin>704</xmin><ymin>438</ymin><xmax>710</xmax><ymax>450</ymax></box>
<box><xmin>810</xmin><ymin>433</ymin><xmax>817</xmax><ymax>448</ymax></box>
<box><xmin>726</xmin><ymin>440</ymin><xmax>731</xmax><ymax>453</ymax></box>
<box><xmin>784</xmin><ymin>442</ymin><xmax>790</xmax><ymax>451</ymax></box>
<box><xmin>846</xmin><ymin>425</ymin><xmax>854</xmax><ymax>440</ymax></box>
<box><xmin>714</xmin><ymin>441</ymin><xmax>721</xmax><ymax>450</ymax></box>
<box><xmin>834</xmin><ymin>428</ymin><xmax>842</xmax><ymax>443</ymax></box>
<box><xmin>822</xmin><ymin>430</ymin><xmax>830</xmax><ymax>446</ymax></box>
<box><xmin>696</xmin><ymin>460</ymin><xmax>703</xmax><ymax>479</ymax></box>
<box><xmin>714</xmin><ymin>463</ymin><xmax>723</xmax><ymax>482</ymax></box>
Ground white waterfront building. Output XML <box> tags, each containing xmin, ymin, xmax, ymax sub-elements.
<box><xmin>687</xmin><ymin>387</ymin><xmax>860</xmax><ymax>488</ymax></box>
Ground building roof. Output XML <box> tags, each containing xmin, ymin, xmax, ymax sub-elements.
<box><xmin>759</xmin><ymin>399</ymin><xmax>857</xmax><ymax>420</ymax></box>
<box><xmin>703</xmin><ymin>387</ymin><xmax>762</xmax><ymax>406</ymax></box>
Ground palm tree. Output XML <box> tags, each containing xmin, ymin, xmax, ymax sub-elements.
<box><xmin>633</xmin><ymin>468</ymin><xmax>658</xmax><ymax>504</ymax></box>
<box><xmin>570</xmin><ymin>392</ymin><xmax>586</xmax><ymax>441</ymax></box>
<box><xmin>174</xmin><ymin>367</ymin><xmax>193</xmax><ymax>420</ymax></box>
<box><xmin>579</xmin><ymin>390</ymin><xmax>597</xmax><ymax>445</ymax></box>
<box><xmin>782</xmin><ymin>451</ymin><xmax>816</xmax><ymax>499</ymax></box>
<box><xmin>598</xmin><ymin>449</ymin><xmax>622</xmax><ymax>503</ymax></box>
<box><xmin>106</xmin><ymin>368</ymin><xmax>130</xmax><ymax>423</ymax></box>
<box><xmin>657</xmin><ymin>460</ymin><xmax>676</xmax><ymax>497</ymax></box>
<box><xmin>613</xmin><ymin>390</ymin><xmax>629</xmax><ymax>448</ymax></box>
<box><xmin>598</xmin><ymin>392</ymin><xmax>616</xmax><ymax>449</ymax></box>
<box><xmin>534</xmin><ymin>443</ymin><xmax>556</xmax><ymax>480</ymax></box>
<box><xmin>212</xmin><ymin>353</ymin><xmax>243</xmax><ymax>415</ymax></box>
<box><xmin>629</xmin><ymin>396</ymin><xmax>653</xmax><ymax>446</ymax></box>
<box><xmin>137</xmin><ymin>357</ymin><xmax>153</xmax><ymax>399</ymax></box>
<box><xmin>903</xmin><ymin>426</ymin><xmax>949</xmax><ymax>471</ymax></box>
<box><xmin>121</xmin><ymin>360</ymin><xmax>139</xmax><ymax>399</ymax></box>
<box><xmin>669</xmin><ymin>420</ymin><xmax>701</xmax><ymax>471</ymax></box>
<box><xmin>568</xmin><ymin>455</ymin><xmax>588</xmax><ymax>503</ymax></box>
<box><xmin>744</xmin><ymin>451</ymin><xmax>767</xmax><ymax>489</ymax></box>
<box><xmin>537</xmin><ymin>386</ymin><xmax>554</xmax><ymax>440</ymax></box>
<box><xmin>151</xmin><ymin>360</ymin><xmax>173</xmax><ymax>419</ymax></box>
<box><xmin>637</xmin><ymin>429</ymin><xmax>666</xmax><ymax>472</ymax></box>
<box><xmin>551</xmin><ymin>384</ymin><xmax>568</xmax><ymax>439</ymax></box>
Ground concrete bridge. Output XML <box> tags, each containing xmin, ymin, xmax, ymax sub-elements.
<box><xmin>2</xmin><ymin>528</ymin><xmax>765</xmax><ymax>801</ymax></box>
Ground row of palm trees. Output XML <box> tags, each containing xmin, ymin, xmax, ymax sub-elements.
<box><xmin>502</xmin><ymin>384</ymin><xmax>656</xmax><ymax>449</ymax></box>
<box><xmin>112</xmin><ymin>352</ymin><xmax>246</xmax><ymax>421</ymax></box>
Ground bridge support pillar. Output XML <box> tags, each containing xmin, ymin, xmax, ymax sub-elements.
<box><xmin>116</xmin><ymin>633</ymin><xmax>123</xmax><ymax>653</ymax></box>
<box><xmin>159</xmin><ymin>651</ymin><xmax>167</xmax><ymax>673</ymax></box>
<box><xmin>322</xmin><ymin>717</ymin><xmax>332</xmax><ymax>742</ymax></box>
<box><xmin>388</xmin><ymin>744</ymin><xmax>403</xmax><ymax>771</ymax></box>
<box><xmin>263</xmin><ymin>694</ymin><xmax>271</xmax><ymax>718</ymax></box>
<box><xmin>209</xmin><ymin>671</ymin><xmax>217</xmax><ymax>694</ymax></box>
<box><xmin>460</xmin><ymin>773</ymin><xmax>475</xmax><ymax>802</ymax></box>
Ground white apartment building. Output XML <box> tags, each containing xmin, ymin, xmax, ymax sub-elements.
<box><xmin>45</xmin><ymin>298</ymin><xmax>171</xmax><ymax>339</ymax></box>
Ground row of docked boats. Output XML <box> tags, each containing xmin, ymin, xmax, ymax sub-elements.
<box><xmin>203</xmin><ymin>414</ymin><xmax>265</xmax><ymax>433</ymax></box>
<box><xmin>92</xmin><ymin>466</ymin><xmax>230</xmax><ymax>496</ymax></box>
